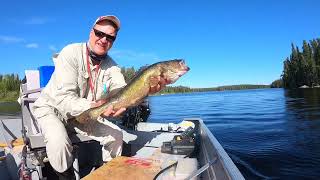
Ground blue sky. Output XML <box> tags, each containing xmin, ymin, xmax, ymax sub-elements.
<box><xmin>0</xmin><ymin>0</ymin><xmax>319</xmax><ymax>88</ymax></box>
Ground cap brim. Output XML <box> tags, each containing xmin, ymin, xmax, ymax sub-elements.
<box><xmin>94</xmin><ymin>15</ymin><xmax>120</xmax><ymax>30</ymax></box>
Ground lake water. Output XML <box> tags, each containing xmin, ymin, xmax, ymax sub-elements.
<box><xmin>1</xmin><ymin>88</ymin><xmax>320</xmax><ymax>179</ymax></box>
<box><xmin>148</xmin><ymin>88</ymin><xmax>320</xmax><ymax>180</ymax></box>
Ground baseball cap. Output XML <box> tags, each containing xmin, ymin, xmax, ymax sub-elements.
<box><xmin>93</xmin><ymin>15</ymin><xmax>121</xmax><ymax>30</ymax></box>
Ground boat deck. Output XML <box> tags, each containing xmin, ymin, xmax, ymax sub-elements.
<box><xmin>0</xmin><ymin>117</ymin><xmax>245</xmax><ymax>180</ymax></box>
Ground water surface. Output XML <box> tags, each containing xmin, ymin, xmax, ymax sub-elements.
<box><xmin>148</xmin><ymin>88</ymin><xmax>320</xmax><ymax>179</ymax></box>
<box><xmin>0</xmin><ymin>101</ymin><xmax>21</xmax><ymax>118</ymax></box>
<box><xmin>1</xmin><ymin>88</ymin><xmax>320</xmax><ymax>179</ymax></box>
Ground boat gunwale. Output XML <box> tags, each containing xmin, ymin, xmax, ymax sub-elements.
<box><xmin>185</xmin><ymin>118</ymin><xmax>245</xmax><ymax>180</ymax></box>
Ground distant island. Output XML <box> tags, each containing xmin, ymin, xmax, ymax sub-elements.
<box><xmin>2</xmin><ymin>37</ymin><xmax>319</xmax><ymax>102</ymax></box>
<box><xmin>0</xmin><ymin>72</ymin><xmax>272</xmax><ymax>102</ymax></box>
<box><xmin>121</xmin><ymin>66</ymin><xmax>273</xmax><ymax>95</ymax></box>
<box><xmin>156</xmin><ymin>84</ymin><xmax>270</xmax><ymax>95</ymax></box>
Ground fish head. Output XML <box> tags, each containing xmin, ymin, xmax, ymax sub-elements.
<box><xmin>160</xmin><ymin>59</ymin><xmax>190</xmax><ymax>84</ymax></box>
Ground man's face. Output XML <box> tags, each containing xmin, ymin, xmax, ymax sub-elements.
<box><xmin>89</xmin><ymin>21</ymin><xmax>117</xmax><ymax>55</ymax></box>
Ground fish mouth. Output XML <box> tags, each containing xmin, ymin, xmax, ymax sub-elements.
<box><xmin>177</xmin><ymin>70</ymin><xmax>188</xmax><ymax>77</ymax></box>
<box><xmin>163</xmin><ymin>59</ymin><xmax>190</xmax><ymax>84</ymax></box>
<box><xmin>177</xmin><ymin>63</ymin><xmax>190</xmax><ymax>77</ymax></box>
<box><xmin>166</xmin><ymin>71</ymin><xmax>187</xmax><ymax>84</ymax></box>
<box><xmin>165</xmin><ymin>79</ymin><xmax>173</xmax><ymax>84</ymax></box>
<box><xmin>179</xmin><ymin>60</ymin><xmax>190</xmax><ymax>73</ymax></box>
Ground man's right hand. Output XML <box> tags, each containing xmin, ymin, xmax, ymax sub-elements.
<box><xmin>91</xmin><ymin>99</ymin><xmax>107</xmax><ymax>108</ymax></box>
<box><xmin>91</xmin><ymin>100</ymin><xmax>126</xmax><ymax>117</ymax></box>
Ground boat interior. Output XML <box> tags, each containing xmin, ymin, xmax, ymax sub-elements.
<box><xmin>0</xmin><ymin>70</ymin><xmax>244</xmax><ymax>180</ymax></box>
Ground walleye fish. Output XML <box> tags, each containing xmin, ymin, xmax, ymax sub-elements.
<box><xmin>76</xmin><ymin>59</ymin><xmax>190</xmax><ymax>124</ymax></box>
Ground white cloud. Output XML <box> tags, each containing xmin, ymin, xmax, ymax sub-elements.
<box><xmin>0</xmin><ymin>35</ymin><xmax>24</xmax><ymax>43</ymax></box>
<box><xmin>48</xmin><ymin>45</ymin><xmax>58</xmax><ymax>52</ymax></box>
<box><xmin>26</xmin><ymin>43</ymin><xmax>39</xmax><ymax>48</ymax></box>
<box><xmin>7</xmin><ymin>17</ymin><xmax>53</xmax><ymax>25</ymax></box>
<box><xmin>23</xmin><ymin>17</ymin><xmax>51</xmax><ymax>25</ymax></box>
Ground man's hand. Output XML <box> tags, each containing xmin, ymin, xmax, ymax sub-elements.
<box><xmin>91</xmin><ymin>99</ymin><xmax>107</xmax><ymax>108</ymax></box>
<box><xmin>149</xmin><ymin>76</ymin><xmax>167</xmax><ymax>94</ymax></box>
<box><xmin>91</xmin><ymin>100</ymin><xmax>126</xmax><ymax>117</ymax></box>
<box><xmin>100</xmin><ymin>105</ymin><xmax>126</xmax><ymax>117</ymax></box>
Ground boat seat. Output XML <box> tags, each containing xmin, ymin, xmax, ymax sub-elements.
<box><xmin>20</xmin><ymin>71</ymin><xmax>93</xmax><ymax>150</ymax></box>
<box><xmin>20</xmin><ymin>86</ymin><xmax>92</xmax><ymax>149</ymax></box>
<box><xmin>20</xmin><ymin>69</ymin><xmax>93</xmax><ymax>180</ymax></box>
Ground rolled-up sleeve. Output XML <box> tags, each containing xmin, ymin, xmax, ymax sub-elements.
<box><xmin>52</xmin><ymin>45</ymin><xmax>91</xmax><ymax>118</ymax></box>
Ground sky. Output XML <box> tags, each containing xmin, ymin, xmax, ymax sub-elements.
<box><xmin>0</xmin><ymin>0</ymin><xmax>319</xmax><ymax>88</ymax></box>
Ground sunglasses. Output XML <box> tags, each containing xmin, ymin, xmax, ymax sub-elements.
<box><xmin>93</xmin><ymin>28</ymin><xmax>116</xmax><ymax>42</ymax></box>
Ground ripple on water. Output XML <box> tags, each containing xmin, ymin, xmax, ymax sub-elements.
<box><xmin>149</xmin><ymin>89</ymin><xmax>320</xmax><ymax>179</ymax></box>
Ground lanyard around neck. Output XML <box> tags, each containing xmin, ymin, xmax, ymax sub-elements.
<box><xmin>86</xmin><ymin>47</ymin><xmax>101</xmax><ymax>101</ymax></box>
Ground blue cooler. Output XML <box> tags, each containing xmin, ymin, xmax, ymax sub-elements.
<box><xmin>38</xmin><ymin>66</ymin><xmax>55</xmax><ymax>88</ymax></box>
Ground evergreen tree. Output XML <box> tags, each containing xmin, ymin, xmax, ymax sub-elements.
<box><xmin>0</xmin><ymin>73</ymin><xmax>20</xmax><ymax>101</ymax></box>
<box><xmin>271</xmin><ymin>79</ymin><xmax>283</xmax><ymax>88</ymax></box>
<box><xmin>121</xmin><ymin>66</ymin><xmax>136</xmax><ymax>83</ymax></box>
<box><xmin>282</xmin><ymin>38</ymin><xmax>320</xmax><ymax>88</ymax></box>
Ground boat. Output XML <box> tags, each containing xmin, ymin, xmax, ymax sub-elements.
<box><xmin>0</xmin><ymin>69</ymin><xmax>245</xmax><ymax>180</ymax></box>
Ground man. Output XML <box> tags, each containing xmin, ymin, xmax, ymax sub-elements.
<box><xmin>32</xmin><ymin>15</ymin><xmax>165</xmax><ymax>179</ymax></box>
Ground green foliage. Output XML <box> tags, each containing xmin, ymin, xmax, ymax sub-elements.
<box><xmin>0</xmin><ymin>73</ymin><xmax>21</xmax><ymax>102</ymax></box>
<box><xmin>159</xmin><ymin>86</ymin><xmax>192</xmax><ymax>94</ymax></box>
<box><xmin>282</xmin><ymin>38</ymin><xmax>320</xmax><ymax>88</ymax></box>
<box><xmin>121</xmin><ymin>66</ymin><xmax>136</xmax><ymax>83</ymax></box>
<box><xmin>270</xmin><ymin>79</ymin><xmax>283</xmax><ymax>88</ymax></box>
<box><xmin>158</xmin><ymin>84</ymin><xmax>269</xmax><ymax>94</ymax></box>
<box><xmin>120</xmin><ymin>66</ymin><xmax>270</xmax><ymax>94</ymax></box>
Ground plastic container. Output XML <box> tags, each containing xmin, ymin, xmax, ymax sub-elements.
<box><xmin>38</xmin><ymin>66</ymin><xmax>55</xmax><ymax>88</ymax></box>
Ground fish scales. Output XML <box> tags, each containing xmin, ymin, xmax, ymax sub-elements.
<box><xmin>75</xmin><ymin>59</ymin><xmax>190</xmax><ymax>124</ymax></box>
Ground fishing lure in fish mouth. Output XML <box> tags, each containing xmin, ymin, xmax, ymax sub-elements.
<box><xmin>75</xmin><ymin>59</ymin><xmax>190</xmax><ymax>124</ymax></box>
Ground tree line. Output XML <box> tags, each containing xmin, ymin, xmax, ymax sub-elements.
<box><xmin>281</xmin><ymin>38</ymin><xmax>320</xmax><ymax>88</ymax></box>
<box><xmin>121</xmin><ymin>66</ymin><xmax>270</xmax><ymax>94</ymax></box>
<box><xmin>159</xmin><ymin>84</ymin><xmax>269</xmax><ymax>94</ymax></box>
<box><xmin>0</xmin><ymin>74</ymin><xmax>21</xmax><ymax>101</ymax></box>
<box><xmin>0</xmin><ymin>60</ymin><xmax>274</xmax><ymax>102</ymax></box>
